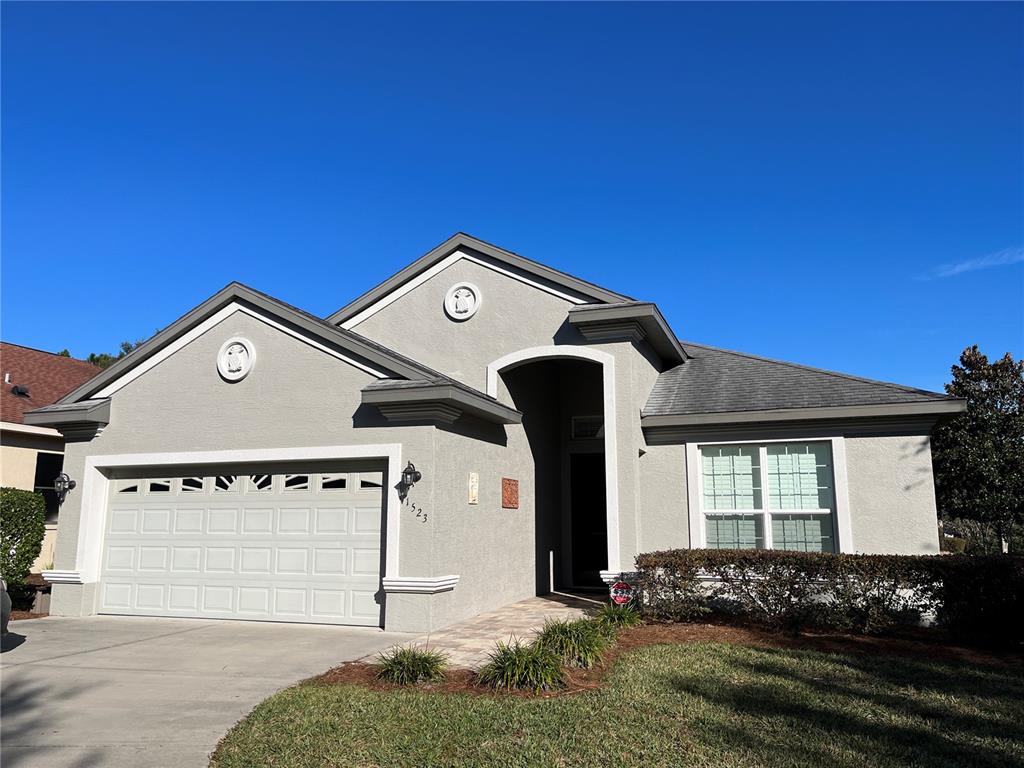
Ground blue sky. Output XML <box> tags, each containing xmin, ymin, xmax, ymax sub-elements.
<box><xmin>2</xmin><ymin>2</ymin><xmax>1021</xmax><ymax>392</ymax></box>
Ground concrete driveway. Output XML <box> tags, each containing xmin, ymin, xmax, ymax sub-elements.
<box><xmin>0</xmin><ymin>615</ymin><xmax>410</xmax><ymax>768</ymax></box>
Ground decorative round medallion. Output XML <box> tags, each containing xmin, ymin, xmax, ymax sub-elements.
<box><xmin>443</xmin><ymin>282</ymin><xmax>482</xmax><ymax>322</ymax></box>
<box><xmin>217</xmin><ymin>337</ymin><xmax>255</xmax><ymax>382</ymax></box>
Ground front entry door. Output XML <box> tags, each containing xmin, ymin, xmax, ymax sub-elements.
<box><xmin>570</xmin><ymin>453</ymin><xmax>607</xmax><ymax>590</ymax></box>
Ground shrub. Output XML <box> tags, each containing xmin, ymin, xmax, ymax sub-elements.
<box><xmin>535</xmin><ymin>618</ymin><xmax>611</xmax><ymax>668</ymax></box>
<box><xmin>593</xmin><ymin>602</ymin><xmax>642</xmax><ymax>630</ymax></box>
<box><xmin>633</xmin><ymin>551</ymin><xmax>711</xmax><ymax>622</ymax></box>
<box><xmin>477</xmin><ymin>638</ymin><xmax>564</xmax><ymax>691</ymax></box>
<box><xmin>376</xmin><ymin>646</ymin><xmax>448</xmax><ymax>685</ymax></box>
<box><xmin>633</xmin><ymin>548</ymin><xmax>1024</xmax><ymax>646</ymax></box>
<box><xmin>0</xmin><ymin>488</ymin><xmax>46</xmax><ymax>586</ymax></box>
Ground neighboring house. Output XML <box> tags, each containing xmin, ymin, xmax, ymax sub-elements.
<box><xmin>25</xmin><ymin>234</ymin><xmax>965</xmax><ymax>633</ymax></box>
<box><xmin>0</xmin><ymin>343</ymin><xmax>100</xmax><ymax>571</ymax></box>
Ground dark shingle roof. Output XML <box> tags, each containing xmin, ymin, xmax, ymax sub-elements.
<box><xmin>1</xmin><ymin>343</ymin><xmax>100</xmax><ymax>424</ymax></box>
<box><xmin>643</xmin><ymin>341</ymin><xmax>955</xmax><ymax>417</ymax></box>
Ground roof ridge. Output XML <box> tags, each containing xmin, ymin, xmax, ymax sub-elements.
<box><xmin>326</xmin><ymin>232</ymin><xmax>634</xmax><ymax>325</ymax></box>
<box><xmin>1</xmin><ymin>341</ymin><xmax>95</xmax><ymax>365</ymax></box>
<box><xmin>680</xmin><ymin>340</ymin><xmax>952</xmax><ymax>400</ymax></box>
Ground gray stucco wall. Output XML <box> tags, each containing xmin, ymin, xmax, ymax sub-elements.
<box><xmin>349</xmin><ymin>255</ymin><xmax>587</xmax><ymax>391</ymax></box>
<box><xmin>50</xmin><ymin>310</ymin><xmax>439</xmax><ymax>623</ymax></box>
<box><xmin>845</xmin><ymin>434</ymin><xmax>940</xmax><ymax>554</ymax></box>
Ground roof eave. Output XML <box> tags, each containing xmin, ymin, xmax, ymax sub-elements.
<box><xmin>362</xmin><ymin>383</ymin><xmax>523</xmax><ymax>425</ymax></box>
<box><xmin>641</xmin><ymin>399</ymin><xmax>966</xmax><ymax>428</ymax></box>
<box><xmin>55</xmin><ymin>284</ymin><xmax>432</xmax><ymax>405</ymax></box>
<box><xmin>567</xmin><ymin>302</ymin><xmax>688</xmax><ymax>365</ymax></box>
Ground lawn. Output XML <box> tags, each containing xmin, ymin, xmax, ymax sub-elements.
<box><xmin>211</xmin><ymin>640</ymin><xmax>1024</xmax><ymax>768</ymax></box>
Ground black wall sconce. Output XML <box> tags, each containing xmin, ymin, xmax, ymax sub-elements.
<box><xmin>53</xmin><ymin>473</ymin><xmax>77</xmax><ymax>505</ymax></box>
<box><xmin>398</xmin><ymin>461</ymin><xmax>422</xmax><ymax>501</ymax></box>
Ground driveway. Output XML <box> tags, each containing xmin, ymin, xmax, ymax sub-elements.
<box><xmin>0</xmin><ymin>615</ymin><xmax>410</xmax><ymax>768</ymax></box>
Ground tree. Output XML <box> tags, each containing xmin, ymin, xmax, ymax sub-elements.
<box><xmin>86</xmin><ymin>339</ymin><xmax>145</xmax><ymax>370</ymax></box>
<box><xmin>56</xmin><ymin>349</ymin><xmax>71</xmax><ymax>357</ymax></box>
<box><xmin>932</xmin><ymin>346</ymin><xmax>1024</xmax><ymax>552</ymax></box>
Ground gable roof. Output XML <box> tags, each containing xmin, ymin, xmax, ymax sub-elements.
<box><xmin>51</xmin><ymin>282</ymin><xmax>465</xmax><ymax>405</ymax></box>
<box><xmin>327</xmin><ymin>232</ymin><xmax>633</xmax><ymax>327</ymax></box>
<box><xmin>643</xmin><ymin>341</ymin><xmax>962</xmax><ymax>424</ymax></box>
<box><xmin>0</xmin><ymin>343</ymin><xmax>100</xmax><ymax>424</ymax></box>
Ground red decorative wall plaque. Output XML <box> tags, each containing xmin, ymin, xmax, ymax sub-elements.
<box><xmin>501</xmin><ymin>478</ymin><xmax>519</xmax><ymax>509</ymax></box>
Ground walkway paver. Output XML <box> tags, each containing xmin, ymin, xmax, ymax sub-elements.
<box><xmin>376</xmin><ymin>593</ymin><xmax>604</xmax><ymax>669</ymax></box>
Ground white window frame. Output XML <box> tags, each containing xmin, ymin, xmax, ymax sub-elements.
<box><xmin>685</xmin><ymin>436</ymin><xmax>853</xmax><ymax>553</ymax></box>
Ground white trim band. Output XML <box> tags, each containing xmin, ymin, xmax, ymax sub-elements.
<box><xmin>42</xmin><ymin>570</ymin><xmax>84</xmax><ymax>585</ymax></box>
<box><xmin>382</xmin><ymin>575</ymin><xmax>460</xmax><ymax>594</ymax></box>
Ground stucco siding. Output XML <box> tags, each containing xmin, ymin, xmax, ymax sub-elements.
<box><xmin>846</xmin><ymin>434</ymin><xmax>940</xmax><ymax>554</ymax></box>
<box><xmin>637</xmin><ymin>444</ymin><xmax>689</xmax><ymax>555</ymax></box>
<box><xmin>349</xmin><ymin>255</ymin><xmax>585</xmax><ymax>391</ymax></box>
<box><xmin>50</xmin><ymin>309</ymin><xmax>437</xmax><ymax>619</ymax></box>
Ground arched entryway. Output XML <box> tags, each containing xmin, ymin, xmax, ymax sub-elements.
<box><xmin>487</xmin><ymin>346</ymin><xmax>619</xmax><ymax>594</ymax></box>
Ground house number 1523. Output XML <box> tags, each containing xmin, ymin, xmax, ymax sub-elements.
<box><xmin>412</xmin><ymin>503</ymin><xmax>428</xmax><ymax>523</ymax></box>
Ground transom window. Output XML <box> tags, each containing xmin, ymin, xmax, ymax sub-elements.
<box><xmin>699</xmin><ymin>442</ymin><xmax>836</xmax><ymax>552</ymax></box>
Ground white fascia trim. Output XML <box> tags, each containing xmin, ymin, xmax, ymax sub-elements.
<box><xmin>684</xmin><ymin>435</ymin><xmax>853</xmax><ymax>552</ymax></box>
<box><xmin>1</xmin><ymin>421</ymin><xmax>63</xmax><ymax>438</ymax></box>
<box><xmin>381</xmin><ymin>575</ymin><xmax>460</xmax><ymax>594</ymax></box>
<box><xmin>70</xmin><ymin>444</ymin><xmax>404</xmax><ymax>584</ymax></box>
<box><xmin>42</xmin><ymin>569</ymin><xmax>84</xmax><ymax>584</ymax></box>
<box><xmin>341</xmin><ymin>249</ymin><xmax>591</xmax><ymax>330</ymax></box>
<box><xmin>486</xmin><ymin>345</ymin><xmax>621</xmax><ymax>573</ymax></box>
<box><xmin>94</xmin><ymin>303</ymin><xmax>391</xmax><ymax>399</ymax></box>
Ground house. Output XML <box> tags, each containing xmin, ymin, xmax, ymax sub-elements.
<box><xmin>24</xmin><ymin>234</ymin><xmax>965</xmax><ymax>633</ymax></box>
<box><xmin>1</xmin><ymin>343</ymin><xmax>101</xmax><ymax>571</ymax></box>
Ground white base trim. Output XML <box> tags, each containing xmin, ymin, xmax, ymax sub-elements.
<box><xmin>42</xmin><ymin>569</ymin><xmax>84</xmax><ymax>584</ymax></box>
<box><xmin>382</xmin><ymin>575</ymin><xmax>460</xmax><ymax>594</ymax></box>
<box><xmin>599</xmin><ymin>570</ymin><xmax>622</xmax><ymax>585</ymax></box>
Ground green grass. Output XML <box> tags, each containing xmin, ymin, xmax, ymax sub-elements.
<box><xmin>592</xmin><ymin>601</ymin><xmax>643</xmax><ymax>630</ymax></box>
<box><xmin>211</xmin><ymin>643</ymin><xmax>1024</xmax><ymax>768</ymax></box>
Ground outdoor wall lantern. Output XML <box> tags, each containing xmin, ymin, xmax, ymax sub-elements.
<box><xmin>53</xmin><ymin>473</ymin><xmax>77</xmax><ymax>505</ymax></box>
<box><xmin>399</xmin><ymin>461</ymin><xmax>422</xmax><ymax>501</ymax></box>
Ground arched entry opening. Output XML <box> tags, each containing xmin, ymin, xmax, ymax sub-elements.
<box><xmin>487</xmin><ymin>347</ymin><xmax>619</xmax><ymax>594</ymax></box>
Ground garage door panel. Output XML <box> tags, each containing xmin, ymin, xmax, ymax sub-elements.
<box><xmin>100</xmin><ymin>466</ymin><xmax>384</xmax><ymax>626</ymax></box>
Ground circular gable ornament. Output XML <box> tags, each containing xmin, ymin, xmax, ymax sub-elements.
<box><xmin>217</xmin><ymin>337</ymin><xmax>255</xmax><ymax>382</ymax></box>
<box><xmin>443</xmin><ymin>282</ymin><xmax>482</xmax><ymax>322</ymax></box>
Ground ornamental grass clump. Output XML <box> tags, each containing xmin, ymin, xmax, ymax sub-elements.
<box><xmin>594</xmin><ymin>602</ymin><xmax>643</xmax><ymax>634</ymax></box>
<box><xmin>534</xmin><ymin>618</ymin><xmax>611</xmax><ymax>668</ymax></box>
<box><xmin>376</xmin><ymin>646</ymin><xmax>448</xmax><ymax>685</ymax></box>
<box><xmin>476</xmin><ymin>638</ymin><xmax>564</xmax><ymax>692</ymax></box>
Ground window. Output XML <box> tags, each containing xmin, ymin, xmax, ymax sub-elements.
<box><xmin>699</xmin><ymin>442</ymin><xmax>836</xmax><ymax>552</ymax></box>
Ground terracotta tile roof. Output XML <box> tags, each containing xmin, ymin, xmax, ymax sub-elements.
<box><xmin>0</xmin><ymin>343</ymin><xmax>101</xmax><ymax>424</ymax></box>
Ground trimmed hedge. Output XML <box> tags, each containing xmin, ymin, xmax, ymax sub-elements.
<box><xmin>0</xmin><ymin>487</ymin><xmax>46</xmax><ymax>586</ymax></box>
<box><xmin>634</xmin><ymin>549</ymin><xmax>1024</xmax><ymax>646</ymax></box>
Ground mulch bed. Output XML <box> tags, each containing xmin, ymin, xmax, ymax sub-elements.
<box><xmin>315</xmin><ymin>619</ymin><xmax>1023</xmax><ymax>699</ymax></box>
<box><xmin>9</xmin><ymin>610</ymin><xmax>48</xmax><ymax>621</ymax></box>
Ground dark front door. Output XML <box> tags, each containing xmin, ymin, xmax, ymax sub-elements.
<box><xmin>570</xmin><ymin>452</ymin><xmax>608</xmax><ymax>590</ymax></box>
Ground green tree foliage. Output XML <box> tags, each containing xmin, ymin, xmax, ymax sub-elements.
<box><xmin>86</xmin><ymin>339</ymin><xmax>145</xmax><ymax>369</ymax></box>
<box><xmin>56</xmin><ymin>349</ymin><xmax>71</xmax><ymax>357</ymax></box>
<box><xmin>0</xmin><ymin>487</ymin><xmax>46</xmax><ymax>585</ymax></box>
<box><xmin>932</xmin><ymin>346</ymin><xmax>1024</xmax><ymax>550</ymax></box>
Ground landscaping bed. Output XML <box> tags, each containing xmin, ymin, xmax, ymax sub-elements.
<box><xmin>211</xmin><ymin>621</ymin><xmax>1024</xmax><ymax>767</ymax></box>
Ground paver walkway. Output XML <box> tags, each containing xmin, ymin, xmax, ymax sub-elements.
<box><xmin>375</xmin><ymin>592</ymin><xmax>605</xmax><ymax>669</ymax></box>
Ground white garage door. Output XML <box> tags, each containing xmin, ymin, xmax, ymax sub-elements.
<box><xmin>99</xmin><ymin>465</ymin><xmax>385</xmax><ymax>626</ymax></box>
